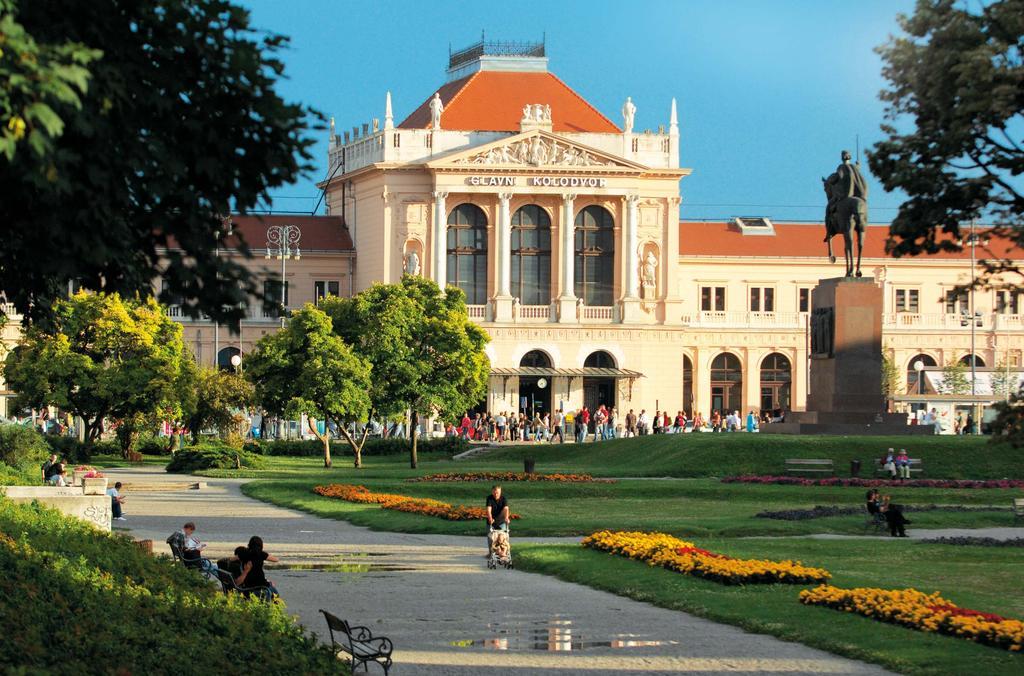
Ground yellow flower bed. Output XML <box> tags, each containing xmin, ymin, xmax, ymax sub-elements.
<box><xmin>800</xmin><ymin>585</ymin><xmax>1024</xmax><ymax>652</ymax></box>
<box><xmin>581</xmin><ymin>530</ymin><xmax>831</xmax><ymax>585</ymax></box>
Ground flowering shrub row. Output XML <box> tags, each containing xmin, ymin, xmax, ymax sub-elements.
<box><xmin>313</xmin><ymin>484</ymin><xmax>520</xmax><ymax>522</ymax></box>
<box><xmin>408</xmin><ymin>471</ymin><xmax>612</xmax><ymax>483</ymax></box>
<box><xmin>799</xmin><ymin>585</ymin><xmax>1023</xmax><ymax>652</ymax></box>
<box><xmin>723</xmin><ymin>475</ymin><xmax>1024</xmax><ymax>489</ymax></box>
<box><xmin>756</xmin><ymin>504</ymin><xmax>1009</xmax><ymax>521</ymax></box>
<box><xmin>581</xmin><ymin>530</ymin><xmax>830</xmax><ymax>585</ymax></box>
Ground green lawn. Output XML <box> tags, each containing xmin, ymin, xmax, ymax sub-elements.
<box><xmin>513</xmin><ymin>540</ymin><xmax>1024</xmax><ymax>676</ymax></box>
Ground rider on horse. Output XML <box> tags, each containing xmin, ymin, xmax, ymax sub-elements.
<box><xmin>823</xmin><ymin>150</ymin><xmax>868</xmax><ymax>241</ymax></box>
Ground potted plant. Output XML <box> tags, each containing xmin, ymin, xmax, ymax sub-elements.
<box><xmin>81</xmin><ymin>469</ymin><xmax>108</xmax><ymax>495</ymax></box>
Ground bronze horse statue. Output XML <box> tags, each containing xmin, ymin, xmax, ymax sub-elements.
<box><xmin>822</xmin><ymin>174</ymin><xmax>868</xmax><ymax>277</ymax></box>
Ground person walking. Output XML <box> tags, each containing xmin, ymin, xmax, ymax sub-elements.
<box><xmin>625</xmin><ymin>409</ymin><xmax>637</xmax><ymax>438</ymax></box>
<box><xmin>746</xmin><ymin>410</ymin><xmax>757</xmax><ymax>433</ymax></box>
<box><xmin>550</xmin><ymin>410</ymin><xmax>565</xmax><ymax>444</ymax></box>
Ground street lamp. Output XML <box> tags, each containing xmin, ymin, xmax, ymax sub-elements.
<box><xmin>913</xmin><ymin>359</ymin><xmax>925</xmax><ymax>397</ymax></box>
<box><xmin>230</xmin><ymin>353</ymin><xmax>242</xmax><ymax>373</ymax></box>
<box><xmin>265</xmin><ymin>224</ymin><xmax>301</xmax><ymax>327</ymax></box>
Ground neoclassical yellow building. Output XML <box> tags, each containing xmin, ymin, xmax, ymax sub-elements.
<box><xmin>3</xmin><ymin>40</ymin><xmax>1022</xmax><ymax>423</ymax></box>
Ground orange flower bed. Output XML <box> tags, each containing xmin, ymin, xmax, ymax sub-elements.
<box><xmin>408</xmin><ymin>472</ymin><xmax>612</xmax><ymax>483</ymax></box>
<box><xmin>313</xmin><ymin>484</ymin><xmax>520</xmax><ymax>522</ymax></box>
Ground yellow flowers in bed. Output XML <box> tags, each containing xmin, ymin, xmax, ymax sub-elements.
<box><xmin>800</xmin><ymin>585</ymin><xmax>1024</xmax><ymax>652</ymax></box>
<box><xmin>581</xmin><ymin>530</ymin><xmax>831</xmax><ymax>585</ymax></box>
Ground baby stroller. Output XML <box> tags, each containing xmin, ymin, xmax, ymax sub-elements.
<box><xmin>487</xmin><ymin>526</ymin><xmax>513</xmax><ymax>570</ymax></box>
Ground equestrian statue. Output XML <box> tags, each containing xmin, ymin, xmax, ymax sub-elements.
<box><xmin>822</xmin><ymin>150</ymin><xmax>869</xmax><ymax>277</ymax></box>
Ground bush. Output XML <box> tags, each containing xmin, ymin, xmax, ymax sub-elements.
<box><xmin>166</xmin><ymin>443</ymin><xmax>266</xmax><ymax>473</ymax></box>
<box><xmin>245</xmin><ymin>435</ymin><xmax>469</xmax><ymax>457</ymax></box>
<box><xmin>0</xmin><ymin>424</ymin><xmax>50</xmax><ymax>471</ymax></box>
<box><xmin>44</xmin><ymin>436</ymin><xmax>120</xmax><ymax>463</ymax></box>
<box><xmin>0</xmin><ymin>499</ymin><xmax>339</xmax><ymax>672</ymax></box>
<box><xmin>137</xmin><ymin>435</ymin><xmax>171</xmax><ymax>456</ymax></box>
<box><xmin>0</xmin><ymin>464</ymin><xmax>38</xmax><ymax>486</ymax></box>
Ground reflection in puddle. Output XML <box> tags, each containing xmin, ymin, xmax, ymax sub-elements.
<box><xmin>452</xmin><ymin>618</ymin><xmax>676</xmax><ymax>652</ymax></box>
<box><xmin>268</xmin><ymin>563</ymin><xmax>414</xmax><ymax>573</ymax></box>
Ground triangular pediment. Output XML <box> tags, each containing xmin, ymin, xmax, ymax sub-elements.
<box><xmin>426</xmin><ymin>130</ymin><xmax>647</xmax><ymax>171</ymax></box>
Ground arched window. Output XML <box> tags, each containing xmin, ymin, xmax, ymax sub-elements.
<box><xmin>520</xmin><ymin>350</ymin><xmax>552</xmax><ymax>368</ymax></box>
<box><xmin>574</xmin><ymin>206</ymin><xmax>615</xmax><ymax>306</ymax></box>
<box><xmin>710</xmin><ymin>352</ymin><xmax>743</xmax><ymax>414</ymax></box>
<box><xmin>683</xmin><ymin>355</ymin><xmax>694</xmax><ymax>415</ymax></box>
<box><xmin>759</xmin><ymin>353</ymin><xmax>791</xmax><ymax>412</ymax></box>
<box><xmin>511</xmin><ymin>205</ymin><xmax>551</xmax><ymax>306</ymax></box>
<box><xmin>584</xmin><ymin>350</ymin><xmax>616</xmax><ymax>368</ymax></box>
<box><xmin>217</xmin><ymin>346</ymin><xmax>241</xmax><ymax>372</ymax></box>
<box><xmin>447</xmin><ymin>204</ymin><xmax>488</xmax><ymax>305</ymax></box>
<box><xmin>906</xmin><ymin>354</ymin><xmax>937</xmax><ymax>394</ymax></box>
<box><xmin>959</xmin><ymin>354</ymin><xmax>986</xmax><ymax>367</ymax></box>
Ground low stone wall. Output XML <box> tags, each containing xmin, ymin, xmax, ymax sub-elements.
<box><xmin>1</xmin><ymin>486</ymin><xmax>111</xmax><ymax>531</ymax></box>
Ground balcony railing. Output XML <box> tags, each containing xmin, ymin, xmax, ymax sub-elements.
<box><xmin>466</xmin><ymin>305</ymin><xmax>487</xmax><ymax>320</ymax></box>
<box><xmin>516</xmin><ymin>304</ymin><xmax>552</xmax><ymax>322</ymax></box>
<box><xmin>680</xmin><ymin>311</ymin><xmax>806</xmax><ymax>329</ymax></box>
<box><xmin>1</xmin><ymin>302</ymin><xmax>20</xmax><ymax>319</ymax></box>
<box><xmin>581</xmin><ymin>306</ymin><xmax>615</xmax><ymax>323</ymax></box>
<box><xmin>882</xmin><ymin>312</ymin><xmax>1012</xmax><ymax>330</ymax></box>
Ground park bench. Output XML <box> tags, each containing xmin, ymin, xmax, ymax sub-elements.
<box><xmin>214</xmin><ymin>568</ymin><xmax>274</xmax><ymax>602</ymax></box>
<box><xmin>320</xmin><ymin>609</ymin><xmax>393</xmax><ymax>675</ymax></box>
<box><xmin>1014</xmin><ymin>498</ymin><xmax>1024</xmax><ymax>520</ymax></box>
<box><xmin>165</xmin><ymin>533</ymin><xmax>216</xmax><ymax>580</ymax></box>
<box><xmin>784</xmin><ymin>459</ymin><xmax>834</xmax><ymax>476</ymax></box>
<box><xmin>873</xmin><ymin>458</ymin><xmax>925</xmax><ymax>477</ymax></box>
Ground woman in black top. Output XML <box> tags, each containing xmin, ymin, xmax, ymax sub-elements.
<box><xmin>236</xmin><ymin>536</ymin><xmax>280</xmax><ymax>597</ymax></box>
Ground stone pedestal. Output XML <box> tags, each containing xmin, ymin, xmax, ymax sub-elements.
<box><xmin>492</xmin><ymin>296</ymin><xmax>514</xmax><ymax>322</ymax></box>
<box><xmin>619</xmin><ymin>297</ymin><xmax>645</xmax><ymax>323</ymax></box>
<box><xmin>557</xmin><ymin>297</ymin><xmax>578</xmax><ymax>324</ymax></box>
<box><xmin>764</xmin><ymin>277</ymin><xmax>931</xmax><ymax>436</ymax></box>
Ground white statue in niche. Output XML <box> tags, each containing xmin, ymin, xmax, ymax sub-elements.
<box><xmin>641</xmin><ymin>250</ymin><xmax>658</xmax><ymax>288</ymax></box>
<box><xmin>429</xmin><ymin>93</ymin><xmax>444</xmax><ymax>129</ymax></box>
<box><xmin>622</xmin><ymin>96</ymin><xmax>636</xmax><ymax>133</ymax></box>
<box><xmin>404</xmin><ymin>250</ymin><xmax>420</xmax><ymax>276</ymax></box>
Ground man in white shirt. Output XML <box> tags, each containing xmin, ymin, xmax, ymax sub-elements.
<box><xmin>106</xmin><ymin>482</ymin><xmax>126</xmax><ymax>520</ymax></box>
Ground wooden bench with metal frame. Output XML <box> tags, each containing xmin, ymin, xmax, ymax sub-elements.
<box><xmin>874</xmin><ymin>458</ymin><xmax>925</xmax><ymax>477</ymax></box>
<box><xmin>320</xmin><ymin>609</ymin><xmax>393</xmax><ymax>675</ymax></box>
<box><xmin>214</xmin><ymin>567</ymin><xmax>273</xmax><ymax>602</ymax></box>
<box><xmin>784</xmin><ymin>459</ymin><xmax>835</xmax><ymax>476</ymax></box>
<box><xmin>1014</xmin><ymin>498</ymin><xmax>1024</xmax><ymax>520</ymax></box>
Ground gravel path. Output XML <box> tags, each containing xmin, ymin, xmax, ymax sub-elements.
<box><xmin>107</xmin><ymin>467</ymin><xmax>891</xmax><ymax>676</ymax></box>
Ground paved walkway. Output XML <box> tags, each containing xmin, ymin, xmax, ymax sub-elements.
<box><xmin>108</xmin><ymin>467</ymin><xmax>891</xmax><ymax>676</ymax></box>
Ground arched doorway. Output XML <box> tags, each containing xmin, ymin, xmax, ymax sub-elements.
<box><xmin>682</xmin><ymin>355</ymin><xmax>694</xmax><ymax>416</ymax></box>
<box><xmin>519</xmin><ymin>350</ymin><xmax>552</xmax><ymax>417</ymax></box>
<box><xmin>583</xmin><ymin>351</ymin><xmax>617</xmax><ymax>424</ymax></box>
<box><xmin>217</xmin><ymin>346</ymin><xmax>241</xmax><ymax>372</ymax></box>
<box><xmin>906</xmin><ymin>354</ymin><xmax>937</xmax><ymax>394</ymax></box>
<box><xmin>710</xmin><ymin>353</ymin><xmax>742</xmax><ymax>415</ymax></box>
<box><xmin>959</xmin><ymin>354</ymin><xmax>986</xmax><ymax>367</ymax></box>
<box><xmin>759</xmin><ymin>353</ymin><xmax>791</xmax><ymax>414</ymax></box>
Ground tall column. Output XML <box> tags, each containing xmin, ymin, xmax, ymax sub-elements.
<box><xmin>493</xmin><ymin>192</ymin><xmax>514</xmax><ymax>321</ymax></box>
<box><xmin>621</xmin><ymin>194</ymin><xmax>644</xmax><ymax>323</ymax></box>
<box><xmin>432</xmin><ymin>191</ymin><xmax>448</xmax><ymax>289</ymax></box>
<box><xmin>557</xmin><ymin>193</ymin><xmax>577</xmax><ymax>323</ymax></box>
<box><xmin>662</xmin><ymin>196</ymin><xmax>683</xmax><ymax>324</ymax></box>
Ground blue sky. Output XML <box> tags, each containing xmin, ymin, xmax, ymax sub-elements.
<box><xmin>240</xmin><ymin>0</ymin><xmax>915</xmax><ymax>222</ymax></box>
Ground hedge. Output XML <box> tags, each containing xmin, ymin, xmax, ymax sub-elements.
<box><xmin>0</xmin><ymin>424</ymin><xmax>50</xmax><ymax>471</ymax></box>
<box><xmin>0</xmin><ymin>499</ymin><xmax>342</xmax><ymax>673</ymax></box>
<box><xmin>45</xmin><ymin>436</ymin><xmax>120</xmax><ymax>463</ymax></box>
<box><xmin>245</xmin><ymin>436</ymin><xmax>469</xmax><ymax>457</ymax></box>
<box><xmin>165</xmin><ymin>443</ymin><xmax>266</xmax><ymax>473</ymax></box>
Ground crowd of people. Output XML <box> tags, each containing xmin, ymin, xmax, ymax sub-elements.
<box><xmin>445</xmin><ymin>407</ymin><xmax>786</xmax><ymax>442</ymax></box>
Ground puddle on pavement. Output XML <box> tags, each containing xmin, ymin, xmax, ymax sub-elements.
<box><xmin>452</xmin><ymin>618</ymin><xmax>677</xmax><ymax>651</ymax></box>
<box><xmin>268</xmin><ymin>562</ymin><xmax>414</xmax><ymax>573</ymax></box>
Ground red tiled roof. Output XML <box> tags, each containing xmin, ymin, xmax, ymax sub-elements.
<box><xmin>227</xmin><ymin>214</ymin><xmax>353</xmax><ymax>252</ymax></box>
<box><xmin>399</xmin><ymin>71</ymin><xmax>620</xmax><ymax>133</ymax></box>
<box><xmin>679</xmin><ymin>221</ymin><xmax>1021</xmax><ymax>260</ymax></box>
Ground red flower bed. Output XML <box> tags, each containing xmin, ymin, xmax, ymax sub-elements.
<box><xmin>313</xmin><ymin>484</ymin><xmax>520</xmax><ymax>522</ymax></box>
<box><xmin>676</xmin><ymin>546</ymin><xmax>730</xmax><ymax>559</ymax></box>
<box><xmin>408</xmin><ymin>471</ymin><xmax>613</xmax><ymax>483</ymax></box>
<box><xmin>929</xmin><ymin>605</ymin><xmax>1009</xmax><ymax>623</ymax></box>
<box><xmin>722</xmin><ymin>475</ymin><xmax>1024</xmax><ymax>489</ymax></box>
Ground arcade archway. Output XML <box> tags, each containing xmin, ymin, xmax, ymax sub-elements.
<box><xmin>583</xmin><ymin>350</ymin><xmax>617</xmax><ymax>422</ymax></box>
<box><xmin>519</xmin><ymin>350</ymin><xmax>552</xmax><ymax>417</ymax></box>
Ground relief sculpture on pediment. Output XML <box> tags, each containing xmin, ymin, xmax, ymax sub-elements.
<box><xmin>454</xmin><ymin>137</ymin><xmax>619</xmax><ymax>168</ymax></box>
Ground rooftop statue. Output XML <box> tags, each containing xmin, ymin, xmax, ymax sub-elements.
<box><xmin>822</xmin><ymin>150</ymin><xmax>869</xmax><ymax>277</ymax></box>
<box><xmin>622</xmin><ymin>96</ymin><xmax>636</xmax><ymax>134</ymax></box>
<box><xmin>429</xmin><ymin>93</ymin><xmax>444</xmax><ymax>130</ymax></box>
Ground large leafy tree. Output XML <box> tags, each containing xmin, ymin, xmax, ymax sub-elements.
<box><xmin>2</xmin><ymin>292</ymin><xmax>190</xmax><ymax>445</ymax></box>
<box><xmin>245</xmin><ymin>304</ymin><xmax>371</xmax><ymax>468</ymax></box>
<box><xmin>0</xmin><ymin>0</ymin><xmax>317</xmax><ymax>326</ymax></box>
<box><xmin>869</xmin><ymin>0</ymin><xmax>1024</xmax><ymax>284</ymax></box>
<box><xmin>323</xmin><ymin>277</ymin><xmax>490</xmax><ymax>469</ymax></box>
<box><xmin>181</xmin><ymin>365</ymin><xmax>254</xmax><ymax>445</ymax></box>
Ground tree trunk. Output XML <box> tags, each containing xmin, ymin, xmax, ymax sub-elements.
<box><xmin>308</xmin><ymin>417</ymin><xmax>331</xmax><ymax>468</ymax></box>
<box><xmin>338</xmin><ymin>424</ymin><xmax>370</xmax><ymax>469</ymax></box>
<box><xmin>410</xmin><ymin>409</ymin><xmax>419</xmax><ymax>469</ymax></box>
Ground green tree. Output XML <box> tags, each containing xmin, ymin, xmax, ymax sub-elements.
<box><xmin>245</xmin><ymin>305</ymin><xmax>371</xmax><ymax>468</ymax></box>
<box><xmin>881</xmin><ymin>352</ymin><xmax>901</xmax><ymax>401</ymax></box>
<box><xmin>0</xmin><ymin>0</ymin><xmax>100</xmax><ymax>160</ymax></box>
<box><xmin>0</xmin><ymin>0</ymin><xmax>317</xmax><ymax>327</ymax></box>
<box><xmin>869</xmin><ymin>0</ymin><xmax>1024</xmax><ymax>288</ymax></box>
<box><xmin>323</xmin><ymin>277</ymin><xmax>490</xmax><ymax>469</ymax></box>
<box><xmin>938</xmin><ymin>359</ymin><xmax>971</xmax><ymax>395</ymax></box>
<box><xmin>991</xmin><ymin>358</ymin><xmax>1020</xmax><ymax>401</ymax></box>
<box><xmin>2</xmin><ymin>292</ymin><xmax>190</xmax><ymax>448</ymax></box>
<box><xmin>182</xmin><ymin>365</ymin><xmax>254</xmax><ymax>445</ymax></box>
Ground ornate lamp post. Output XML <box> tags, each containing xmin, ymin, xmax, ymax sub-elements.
<box><xmin>913</xmin><ymin>359</ymin><xmax>925</xmax><ymax>397</ymax></box>
<box><xmin>265</xmin><ymin>225</ymin><xmax>301</xmax><ymax>327</ymax></box>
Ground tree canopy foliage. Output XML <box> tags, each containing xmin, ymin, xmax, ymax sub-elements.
<box><xmin>245</xmin><ymin>304</ymin><xmax>371</xmax><ymax>468</ymax></box>
<box><xmin>323</xmin><ymin>277</ymin><xmax>490</xmax><ymax>468</ymax></box>
<box><xmin>869</xmin><ymin>0</ymin><xmax>1024</xmax><ymax>285</ymax></box>
<box><xmin>2</xmin><ymin>292</ymin><xmax>190</xmax><ymax>444</ymax></box>
<box><xmin>0</xmin><ymin>0</ymin><xmax>317</xmax><ymax>326</ymax></box>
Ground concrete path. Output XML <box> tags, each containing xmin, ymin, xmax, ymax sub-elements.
<box><xmin>107</xmin><ymin>467</ymin><xmax>891</xmax><ymax>676</ymax></box>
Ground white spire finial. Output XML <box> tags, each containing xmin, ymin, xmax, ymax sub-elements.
<box><xmin>669</xmin><ymin>98</ymin><xmax>678</xmax><ymax>134</ymax></box>
<box><xmin>329</xmin><ymin>116</ymin><xmax>336</xmax><ymax>137</ymax></box>
<box><xmin>384</xmin><ymin>91</ymin><xmax>394</xmax><ymax>130</ymax></box>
